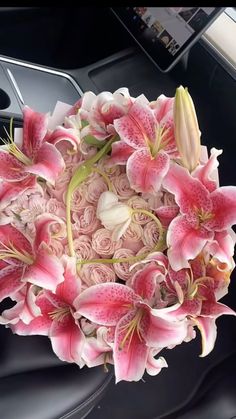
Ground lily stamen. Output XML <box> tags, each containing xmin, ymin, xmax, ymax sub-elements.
<box><xmin>0</xmin><ymin>240</ymin><xmax>33</xmax><ymax>265</ymax></box>
<box><xmin>119</xmin><ymin>308</ymin><xmax>144</xmax><ymax>350</ymax></box>
<box><xmin>49</xmin><ymin>306</ymin><xmax>70</xmax><ymax>321</ymax></box>
<box><xmin>151</xmin><ymin>125</ymin><xmax>170</xmax><ymax>158</ymax></box>
<box><xmin>2</xmin><ymin>122</ymin><xmax>32</xmax><ymax>166</ymax></box>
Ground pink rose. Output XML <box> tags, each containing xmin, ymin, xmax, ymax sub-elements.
<box><xmin>92</xmin><ymin>228</ymin><xmax>122</xmax><ymax>257</ymax></box>
<box><xmin>46</xmin><ymin>198</ymin><xmax>66</xmax><ymax>219</ymax></box>
<box><xmin>143</xmin><ymin>221</ymin><xmax>160</xmax><ymax>249</ymax></box>
<box><xmin>127</xmin><ymin>196</ymin><xmax>150</xmax><ymax>225</ymax></box>
<box><xmin>80</xmin><ymin>140</ymin><xmax>98</xmax><ymax>160</ymax></box>
<box><xmin>97</xmin><ymin>156</ymin><xmax>124</xmax><ymax>177</ymax></box>
<box><xmin>20</xmin><ymin>195</ymin><xmax>46</xmax><ymax>223</ymax></box>
<box><xmin>70</xmin><ymin>188</ymin><xmax>88</xmax><ymax>211</ymax></box>
<box><xmin>143</xmin><ymin>189</ymin><xmax>179</xmax><ymax>228</ymax></box>
<box><xmin>122</xmin><ymin>222</ymin><xmax>144</xmax><ymax>252</ymax></box>
<box><xmin>112</xmin><ymin>173</ymin><xmax>134</xmax><ymax>200</ymax></box>
<box><xmin>79</xmin><ymin>263</ymin><xmax>116</xmax><ymax>288</ymax></box>
<box><xmin>113</xmin><ymin>248</ymin><xmax>135</xmax><ymax>281</ymax></box>
<box><xmin>47</xmin><ymin>169</ymin><xmax>72</xmax><ymax>201</ymax></box>
<box><xmin>48</xmin><ymin>217</ymin><xmax>67</xmax><ymax>239</ymax></box>
<box><xmin>4</xmin><ymin>192</ymin><xmax>46</xmax><ymax>235</ymax></box>
<box><xmin>63</xmin><ymin>151</ymin><xmax>83</xmax><ymax>168</ymax></box>
<box><xmin>47</xmin><ymin>239</ymin><xmax>64</xmax><ymax>258</ymax></box>
<box><xmin>72</xmin><ymin>205</ymin><xmax>100</xmax><ymax>235</ymax></box>
<box><xmin>5</xmin><ymin>192</ymin><xmax>45</xmax><ymax>222</ymax></box>
<box><xmin>85</xmin><ymin>173</ymin><xmax>108</xmax><ymax>205</ymax></box>
<box><xmin>68</xmin><ymin>235</ymin><xmax>98</xmax><ymax>261</ymax></box>
<box><xmin>143</xmin><ymin>189</ymin><xmax>176</xmax><ymax>209</ymax></box>
<box><xmin>137</xmin><ymin>245</ymin><xmax>151</xmax><ymax>257</ymax></box>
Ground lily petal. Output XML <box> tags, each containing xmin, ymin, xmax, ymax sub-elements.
<box><xmin>56</xmin><ymin>256</ymin><xmax>81</xmax><ymax>306</ymax></box>
<box><xmin>34</xmin><ymin>213</ymin><xmax>65</xmax><ymax>252</ymax></box>
<box><xmin>144</xmin><ymin>310</ymin><xmax>188</xmax><ymax>347</ymax></box>
<box><xmin>0</xmin><ymin>265</ymin><xmax>24</xmax><ymax>302</ymax></box>
<box><xmin>193</xmin><ymin>317</ymin><xmax>217</xmax><ymax>357</ymax></box>
<box><xmin>112</xmin><ymin>217</ymin><xmax>131</xmax><ymax>241</ymax></box>
<box><xmin>114</xmin><ymin>97</ymin><xmax>155</xmax><ymax>149</ymax></box>
<box><xmin>155</xmin><ymin>205</ymin><xmax>179</xmax><ymax>228</ymax></box>
<box><xmin>11</xmin><ymin>292</ymin><xmax>54</xmax><ymax>336</ymax></box>
<box><xmin>82</xmin><ymin>326</ymin><xmax>112</xmax><ymax>368</ymax></box>
<box><xmin>0</xmin><ymin>176</ymin><xmax>37</xmax><ymax>210</ymax></box>
<box><xmin>201</xmin><ymin>301</ymin><xmax>236</xmax><ymax>318</ymax></box>
<box><xmin>0</xmin><ymin>151</ymin><xmax>27</xmax><ymax>181</ymax></box>
<box><xmin>163</xmin><ymin>299</ymin><xmax>202</xmax><ymax>320</ymax></box>
<box><xmin>132</xmin><ymin>263</ymin><xmax>159</xmax><ymax>300</ymax></box>
<box><xmin>0</xmin><ymin>300</ymin><xmax>24</xmax><ymax>325</ymax></box>
<box><xmin>146</xmin><ymin>350</ymin><xmax>168</xmax><ymax>376</ymax></box>
<box><xmin>0</xmin><ymin>224</ymin><xmax>32</xmax><ymax>258</ymax></box>
<box><xmin>109</xmin><ymin>141</ymin><xmax>134</xmax><ymax>166</ymax></box>
<box><xmin>74</xmin><ymin>283</ymin><xmax>138</xmax><ymax>326</ymax></box>
<box><xmin>50</xmin><ymin>315</ymin><xmax>85</xmax><ymax>366</ymax></box>
<box><xmin>47</xmin><ymin>126</ymin><xmax>80</xmax><ymax>153</ymax></box>
<box><xmin>127</xmin><ymin>148</ymin><xmax>169</xmax><ymax>194</ymax></box>
<box><xmin>114</xmin><ymin>310</ymin><xmax>149</xmax><ymax>383</ymax></box>
<box><xmin>25</xmin><ymin>142</ymin><xmax>65</xmax><ymax>185</ymax></box>
<box><xmin>206</xmin><ymin>186</ymin><xmax>236</xmax><ymax>231</ymax></box>
<box><xmin>22</xmin><ymin>106</ymin><xmax>48</xmax><ymax>158</ymax></box>
<box><xmin>13</xmin><ymin>284</ymin><xmax>42</xmax><ymax>324</ymax></box>
<box><xmin>23</xmin><ymin>250</ymin><xmax>64</xmax><ymax>292</ymax></box>
<box><xmin>206</xmin><ymin>230</ymin><xmax>235</xmax><ymax>268</ymax></box>
<box><xmin>163</xmin><ymin>163</ymin><xmax>212</xmax><ymax>216</ymax></box>
<box><xmin>152</xmin><ymin>94</ymin><xmax>174</xmax><ymax>123</ymax></box>
<box><xmin>192</xmin><ymin>147</ymin><xmax>222</xmax><ymax>192</ymax></box>
<box><xmin>167</xmin><ymin>215</ymin><xmax>214</xmax><ymax>270</ymax></box>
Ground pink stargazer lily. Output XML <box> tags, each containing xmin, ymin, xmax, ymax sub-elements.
<box><xmin>79</xmin><ymin>88</ymin><xmax>133</xmax><ymax>140</ymax></box>
<box><xmin>0</xmin><ymin>176</ymin><xmax>37</xmax><ymax>210</ymax></box>
<box><xmin>110</xmin><ymin>94</ymin><xmax>176</xmax><ymax>194</ymax></box>
<box><xmin>163</xmin><ymin>162</ymin><xmax>236</xmax><ymax>271</ymax></box>
<box><xmin>75</xmin><ymin>273</ymin><xmax>188</xmax><ymax>382</ymax></box>
<box><xmin>46</xmin><ymin>126</ymin><xmax>81</xmax><ymax>155</ymax></box>
<box><xmin>0</xmin><ymin>106</ymin><xmax>65</xmax><ymax>185</ymax></box>
<box><xmin>9</xmin><ymin>257</ymin><xmax>85</xmax><ymax>366</ymax></box>
<box><xmin>0</xmin><ymin>283</ymin><xmax>41</xmax><ymax>326</ymax></box>
<box><xmin>0</xmin><ymin>214</ymin><xmax>65</xmax><ymax>301</ymax></box>
<box><xmin>160</xmin><ymin>255</ymin><xmax>236</xmax><ymax>356</ymax></box>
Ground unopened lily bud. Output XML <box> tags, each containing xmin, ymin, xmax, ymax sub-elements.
<box><xmin>174</xmin><ymin>86</ymin><xmax>201</xmax><ymax>172</ymax></box>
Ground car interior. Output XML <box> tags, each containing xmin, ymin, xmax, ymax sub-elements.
<box><xmin>0</xmin><ymin>6</ymin><xmax>236</xmax><ymax>419</ymax></box>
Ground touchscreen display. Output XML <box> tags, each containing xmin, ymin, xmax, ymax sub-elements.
<box><xmin>112</xmin><ymin>7</ymin><xmax>225</xmax><ymax>72</ymax></box>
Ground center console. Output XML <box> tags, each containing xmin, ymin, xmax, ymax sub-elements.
<box><xmin>0</xmin><ymin>56</ymin><xmax>83</xmax><ymax>141</ymax></box>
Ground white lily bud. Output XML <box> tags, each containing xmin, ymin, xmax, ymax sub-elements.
<box><xmin>174</xmin><ymin>86</ymin><xmax>201</xmax><ymax>172</ymax></box>
<box><xmin>97</xmin><ymin>191</ymin><xmax>132</xmax><ymax>241</ymax></box>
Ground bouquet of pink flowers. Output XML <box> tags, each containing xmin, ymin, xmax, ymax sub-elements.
<box><xmin>0</xmin><ymin>86</ymin><xmax>235</xmax><ymax>383</ymax></box>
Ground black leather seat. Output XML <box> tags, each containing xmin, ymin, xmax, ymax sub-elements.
<box><xmin>163</xmin><ymin>351</ymin><xmax>236</xmax><ymax>419</ymax></box>
<box><xmin>0</xmin><ymin>325</ymin><xmax>113</xmax><ymax>419</ymax></box>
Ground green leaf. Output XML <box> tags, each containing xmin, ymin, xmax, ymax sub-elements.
<box><xmin>81</xmin><ymin>120</ymin><xmax>89</xmax><ymax>128</ymax></box>
<box><xmin>84</xmin><ymin>135</ymin><xmax>106</xmax><ymax>148</ymax></box>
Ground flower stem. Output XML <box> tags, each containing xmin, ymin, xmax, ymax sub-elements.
<box><xmin>66</xmin><ymin>136</ymin><xmax>117</xmax><ymax>257</ymax></box>
<box><xmin>131</xmin><ymin>208</ymin><xmax>164</xmax><ymax>247</ymax></box>
<box><xmin>92</xmin><ymin>167</ymin><xmax>113</xmax><ymax>192</ymax></box>
<box><xmin>77</xmin><ymin>209</ymin><xmax>166</xmax><ymax>267</ymax></box>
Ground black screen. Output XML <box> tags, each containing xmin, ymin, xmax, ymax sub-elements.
<box><xmin>112</xmin><ymin>7</ymin><xmax>225</xmax><ymax>72</ymax></box>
